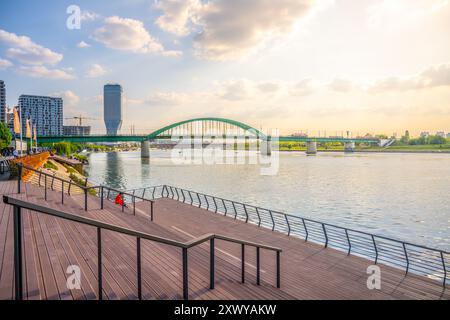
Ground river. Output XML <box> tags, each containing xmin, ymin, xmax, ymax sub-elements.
<box><xmin>84</xmin><ymin>150</ymin><xmax>450</xmax><ymax>250</ymax></box>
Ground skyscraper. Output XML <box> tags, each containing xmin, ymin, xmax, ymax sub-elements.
<box><xmin>18</xmin><ymin>95</ymin><xmax>63</xmax><ymax>136</ymax></box>
<box><xmin>0</xmin><ymin>80</ymin><xmax>5</xmax><ymax>123</ymax></box>
<box><xmin>104</xmin><ymin>84</ymin><xmax>123</xmax><ymax>135</ymax></box>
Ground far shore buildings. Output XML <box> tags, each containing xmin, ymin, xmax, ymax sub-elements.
<box><xmin>18</xmin><ymin>95</ymin><xmax>63</xmax><ymax>136</ymax></box>
<box><xmin>63</xmin><ymin>125</ymin><xmax>91</xmax><ymax>136</ymax></box>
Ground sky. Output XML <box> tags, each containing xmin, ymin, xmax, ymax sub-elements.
<box><xmin>0</xmin><ymin>0</ymin><xmax>450</xmax><ymax>136</ymax></box>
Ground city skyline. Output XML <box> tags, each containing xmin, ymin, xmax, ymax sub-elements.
<box><xmin>1</xmin><ymin>0</ymin><xmax>450</xmax><ymax>135</ymax></box>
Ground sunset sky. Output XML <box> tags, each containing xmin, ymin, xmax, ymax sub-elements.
<box><xmin>1</xmin><ymin>0</ymin><xmax>450</xmax><ymax>136</ymax></box>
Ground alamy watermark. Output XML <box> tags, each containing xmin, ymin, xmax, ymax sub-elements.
<box><xmin>168</xmin><ymin>129</ymin><xmax>280</xmax><ymax>176</ymax></box>
<box><xmin>366</xmin><ymin>265</ymin><xmax>381</xmax><ymax>290</ymax></box>
<box><xmin>66</xmin><ymin>265</ymin><xmax>81</xmax><ymax>290</ymax></box>
<box><xmin>66</xmin><ymin>5</ymin><xmax>81</xmax><ymax>30</ymax></box>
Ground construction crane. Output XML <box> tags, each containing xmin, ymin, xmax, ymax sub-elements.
<box><xmin>64</xmin><ymin>115</ymin><xmax>98</xmax><ymax>126</ymax></box>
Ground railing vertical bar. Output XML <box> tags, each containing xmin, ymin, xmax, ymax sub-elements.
<box><xmin>210</xmin><ymin>238</ymin><xmax>215</xmax><ymax>289</ymax></box>
<box><xmin>197</xmin><ymin>192</ymin><xmax>201</xmax><ymax>208</ymax></box>
<box><xmin>84</xmin><ymin>188</ymin><xmax>88</xmax><ymax>211</ymax></box>
<box><xmin>182</xmin><ymin>248</ymin><xmax>189</xmax><ymax>300</ymax></box>
<box><xmin>44</xmin><ymin>174</ymin><xmax>47</xmax><ymax>201</ymax></box>
<box><xmin>100</xmin><ymin>186</ymin><xmax>104</xmax><ymax>210</ymax></box>
<box><xmin>137</xmin><ymin>237</ymin><xmax>142</xmax><ymax>300</ymax></box>
<box><xmin>255</xmin><ymin>207</ymin><xmax>261</xmax><ymax>227</ymax></box>
<box><xmin>302</xmin><ymin>218</ymin><xmax>308</xmax><ymax>241</ymax></box>
<box><xmin>441</xmin><ymin>252</ymin><xmax>447</xmax><ymax>287</ymax></box>
<box><xmin>205</xmin><ymin>195</ymin><xmax>210</xmax><ymax>210</ymax></box>
<box><xmin>372</xmin><ymin>235</ymin><xmax>378</xmax><ymax>264</ymax></box>
<box><xmin>213</xmin><ymin>197</ymin><xmax>218</xmax><ymax>213</ymax></box>
<box><xmin>13</xmin><ymin>205</ymin><xmax>23</xmax><ymax>300</ymax></box>
<box><xmin>276</xmin><ymin>251</ymin><xmax>281</xmax><ymax>288</ymax></box>
<box><xmin>188</xmin><ymin>191</ymin><xmax>193</xmax><ymax>205</ymax></box>
<box><xmin>284</xmin><ymin>214</ymin><xmax>291</xmax><ymax>236</ymax></box>
<box><xmin>17</xmin><ymin>164</ymin><xmax>22</xmax><ymax>194</ymax></box>
<box><xmin>256</xmin><ymin>247</ymin><xmax>260</xmax><ymax>285</ymax></box>
<box><xmin>222</xmin><ymin>199</ymin><xmax>227</xmax><ymax>216</ymax></box>
<box><xmin>133</xmin><ymin>195</ymin><xmax>136</xmax><ymax>215</ymax></box>
<box><xmin>403</xmin><ymin>243</ymin><xmax>409</xmax><ymax>274</ymax></box>
<box><xmin>232</xmin><ymin>202</ymin><xmax>238</xmax><ymax>219</ymax></box>
<box><xmin>322</xmin><ymin>223</ymin><xmax>328</xmax><ymax>248</ymax></box>
<box><xmin>243</xmin><ymin>205</ymin><xmax>249</xmax><ymax>223</ymax></box>
<box><xmin>241</xmin><ymin>244</ymin><xmax>245</xmax><ymax>283</ymax></box>
<box><xmin>97</xmin><ymin>227</ymin><xmax>103</xmax><ymax>300</ymax></box>
<box><xmin>61</xmin><ymin>181</ymin><xmax>64</xmax><ymax>204</ymax></box>
<box><xmin>269</xmin><ymin>210</ymin><xmax>275</xmax><ymax>231</ymax></box>
<box><xmin>150</xmin><ymin>201</ymin><xmax>154</xmax><ymax>222</ymax></box>
<box><xmin>345</xmin><ymin>229</ymin><xmax>351</xmax><ymax>255</ymax></box>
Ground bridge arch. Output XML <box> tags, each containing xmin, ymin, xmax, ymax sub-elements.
<box><xmin>145</xmin><ymin>117</ymin><xmax>266</xmax><ymax>140</ymax></box>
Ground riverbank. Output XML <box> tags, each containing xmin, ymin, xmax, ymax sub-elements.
<box><xmin>280</xmin><ymin>148</ymin><xmax>450</xmax><ymax>154</ymax></box>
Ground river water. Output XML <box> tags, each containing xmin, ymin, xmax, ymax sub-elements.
<box><xmin>84</xmin><ymin>150</ymin><xmax>450</xmax><ymax>250</ymax></box>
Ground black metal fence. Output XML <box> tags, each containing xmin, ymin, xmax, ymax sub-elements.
<box><xmin>128</xmin><ymin>184</ymin><xmax>449</xmax><ymax>287</ymax></box>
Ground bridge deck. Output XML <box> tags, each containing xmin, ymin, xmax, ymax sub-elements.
<box><xmin>0</xmin><ymin>180</ymin><xmax>448</xmax><ymax>300</ymax></box>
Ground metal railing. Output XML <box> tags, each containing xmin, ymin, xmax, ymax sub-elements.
<box><xmin>3</xmin><ymin>195</ymin><xmax>281</xmax><ymax>300</ymax></box>
<box><xmin>16</xmin><ymin>163</ymin><xmax>155</xmax><ymax>220</ymax></box>
<box><xmin>129</xmin><ymin>184</ymin><xmax>449</xmax><ymax>287</ymax></box>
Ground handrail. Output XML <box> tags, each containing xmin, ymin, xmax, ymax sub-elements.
<box><xmin>16</xmin><ymin>163</ymin><xmax>155</xmax><ymax>219</ymax></box>
<box><xmin>3</xmin><ymin>195</ymin><xmax>281</xmax><ymax>300</ymax></box>
<box><xmin>135</xmin><ymin>184</ymin><xmax>449</xmax><ymax>287</ymax></box>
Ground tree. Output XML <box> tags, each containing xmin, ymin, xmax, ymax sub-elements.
<box><xmin>0</xmin><ymin>122</ymin><xmax>12</xmax><ymax>149</ymax></box>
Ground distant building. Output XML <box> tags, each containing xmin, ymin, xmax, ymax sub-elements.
<box><xmin>447</xmin><ymin>133</ymin><xmax>450</xmax><ymax>139</ymax></box>
<box><xmin>436</xmin><ymin>131</ymin><xmax>446</xmax><ymax>138</ymax></box>
<box><xmin>6</xmin><ymin>107</ymin><xmax>14</xmax><ymax>133</ymax></box>
<box><xmin>0</xmin><ymin>80</ymin><xmax>5</xmax><ymax>123</ymax></box>
<box><xmin>420</xmin><ymin>132</ymin><xmax>429</xmax><ymax>138</ymax></box>
<box><xmin>104</xmin><ymin>84</ymin><xmax>123</xmax><ymax>135</ymax></box>
<box><xmin>63</xmin><ymin>125</ymin><xmax>91</xmax><ymax>136</ymax></box>
<box><xmin>18</xmin><ymin>95</ymin><xmax>63</xmax><ymax>136</ymax></box>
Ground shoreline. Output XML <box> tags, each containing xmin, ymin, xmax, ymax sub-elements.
<box><xmin>279</xmin><ymin>149</ymin><xmax>450</xmax><ymax>154</ymax></box>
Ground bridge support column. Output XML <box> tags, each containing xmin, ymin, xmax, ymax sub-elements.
<box><xmin>141</xmin><ymin>140</ymin><xmax>150</xmax><ymax>158</ymax></box>
<box><xmin>261</xmin><ymin>138</ymin><xmax>272</xmax><ymax>156</ymax></box>
<box><xmin>306</xmin><ymin>141</ymin><xmax>317</xmax><ymax>155</ymax></box>
<box><xmin>344</xmin><ymin>142</ymin><xmax>355</xmax><ymax>153</ymax></box>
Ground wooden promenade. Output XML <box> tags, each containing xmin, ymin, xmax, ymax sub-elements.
<box><xmin>0</xmin><ymin>179</ymin><xmax>448</xmax><ymax>300</ymax></box>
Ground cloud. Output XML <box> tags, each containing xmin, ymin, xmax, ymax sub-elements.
<box><xmin>328</xmin><ymin>78</ymin><xmax>353</xmax><ymax>92</ymax></box>
<box><xmin>86</xmin><ymin>63</ymin><xmax>108</xmax><ymax>78</ymax></box>
<box><xmin>144</xmin><ymin>92</ymin><xmax>187</xmax><ymax>106</ymax></box>
<box><xmin>369</xmin><ymin>63</ymin><xmax>450</xmax><ymax>93</ymax></box>
<box><xmin>18</xmin><ymin>65</ymin><xmax>75</xmax><ymax>80</ymax></box>
<box><xmin>0</xmin><ymin>58</ymin><xmax>13</xmax><ymax>70</ymax></box>
<box><xmin>51</xmin><ymin>90</ymin><xmax>80</xmax><ymax>107</ymax></box>
<box><xmin>0</xmin><ymin>29</ymin><xmax>63</xmax><ymax>65</ymax></box>
<box><xmin>155</xmin><ymin>0</ymin><xmax>318</xmax><ymax>61</ymax></box>
<box><xmin>155</xmin><ymin>0</ymin><xmax>201</xmax><ymax>36</ymax></box>
<box><xmin>290</xmin><ymin>79</ymin><xmax>315</xmax><ymax>96</ymax></box>
<box><xmin>77</xmin><ymin>41</ymin><xmax>91</xmax><ymax>48</ymax></box>
<box><xmin>257</xmin><ymin>82</ymin><xmax>280</xmax><ymax>94</ymax></box>
<box><xmin>367</xmin><ymin>0</ymin><xmax>449</xmax><ymax>29</ymax></box>
<box><xmin>93</xmin><ymin>16</ymin><xmax>182</xmax><ymax>57</ymax></box>
<box><xmin>217</xmin><ymin>80</ymin><xmax>252</xmax><ymax>101</ymax></box>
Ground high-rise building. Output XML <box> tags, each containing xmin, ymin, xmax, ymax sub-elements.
<box><xmin>104</xmin><ymin>84</ymin><xmax>123</xmax><ymax>135</ymax></box>
<box><xmin>0</xmin><ymin>80</ymin><xmax>5</xmax><ymax>123</ymax></box>
<box><xmin>18</xmin><ymin>95</ymin><xmax>63</xmax><ymax>136</ymax></box>
<box><xmin>63</xmin><ymin>125</ymin><xmax>91</xmax><ymax>136</ymax></box>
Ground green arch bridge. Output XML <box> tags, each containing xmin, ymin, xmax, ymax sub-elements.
<box><xmin>35</xmin><ymin>117</ymin><xmax>381</xmax><ymax>144</ymax></box>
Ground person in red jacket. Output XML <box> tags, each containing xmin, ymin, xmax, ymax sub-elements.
<box><xmin>115</xmin><ymin>193</ymin><xmax>124</xmax><ymax>206</ymax></box>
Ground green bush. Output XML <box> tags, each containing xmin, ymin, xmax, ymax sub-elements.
<box><xmin>0</xmin><ymin>122</ymin><xmax>12</xmax><ymax>149</ymax></box>
<box><xmin>43</xmin><ymin>160</ymin><xmax>58</xmax><ymax>171</ymax></box>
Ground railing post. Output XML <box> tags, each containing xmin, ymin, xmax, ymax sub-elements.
<box><xmin>61</xmin><ymin>181</ymin><xmax>64</xmax><ymax>204</ymax></box>
<box><xmin>243</xmin><ymin>205</ymin><xmax>249</xmax><ymax>223</ymax></box>
<box><xmin>241</xmin><ymin>244</ymin><xmax>245</xmax><ymax>283</ymax></box>
<box><xmin>372</xmin><ymin>235</ymin><xmax>378</xmax><ymax>264</ymax></box>
<box><xmin>13</xmin><ymin>205</ymin><xmax>23</xmax><ymax>300</ymax></box>
<box><xmin>137</xmin><ymin>237</ymin><xmax>142</xmax><ymax>300</ymax></box>
<box><xmin>121</xmin><ymin>192</ymin><xmax>124</xmax><ymax>212</ymax></box>
<box><xmin>197</xmin><ymin>192</ymin><xmax>201</xmax><ymax>208</ymax></box>
<box><xmin>84</xmin><ymin>188</ymin><xmax>88</xmax><ymax>211</ymax></box>
<box><xmin>210</xmin><ymin>238</ymin><xmax>215</xmax><ymax>289</ymax></box>
<box><xmin>269</xmin><ymin>210</ymin><xmax>275</xmax><ymax>231</ymax></box>
<box><xmin>213</xmin><ymin>197</ymin><xmax>218</xmax><ymax>213</ymax></box>
<box><xmin>100</xmin><ymin>186</ymin><xmax>104</xmax><ymax>210</ymax></box>
<box><xmin>97</xmin><ymin>227</ymin><xmax>102</xmax><ymax>300</ymax></box>
<box><xmin>68</xmin><ymin>180</ymin><xmax>72</xmax><ymax>196</ymax></box>
<box><xmin>322</xmin><ymin>223</ymin><xmax>328</xmax><ymax>248</ymax></box>
<box><xmin>441</xmin><ymin>251</ymin><xmax>447</xmax><ymax>288</ymax></box>
<box><xmin>182</xmin><ymin>247</ymin><xmax>189</xmax><ymax>300</ymax></box>
<box><xmin>133</xmin><ymin>195</ymin><xmax>136</xmax><ymax>215</ymax></box>
<box><xmin>17</xmin><ymin>164</ymin><xmax>22</xmax><ymax>194</ymax></box>
<box><xmin>302</xmin><ymin>218</ymin><xmax>308</xmax><ymax>241</ymax></box>
<box><xmin>284</xmin><ymin>214</ymin><xmax>291</xmax><ymax>236</ymax></box>
<box><xmin>255</xmin><ymin>207</ymin><xmax>261</xmax><ymax>227</ymax></box>
<box><xmin>403</xmin><ymin>243</ymin><xmax>409</xmax><ymax>274</ymax></box>
<box><xmin>51</xmin><ymin>173</ymin><xmax>55</xmax><ymax>190</ymax></box>
<box><xmin>44</xmin><ymin>174</ymin><xmax>47</xmax><ymax>201</ymax></box>
<box><xmin>232</xmin><ymin>202</ymin><xmax>238</xmax><ymax>219</ymax></box>
<box><xmin>345</xmin><ymin>229</ymin><xmax>351</xmax><ymax>255</ymax></box>
<box><xmin>188</xmin><ymin>191</ymin><xmax>193</xmax><ymax>205</ymax></box>
<box><xmin>222</xmin><ymin>199</ymin><xmax>227</xmax><ymax>216</ymax></box>
<box><xmin>150</xmin><ymin>201</ymin><xmax>154</xmax><ymax>222</ymax></box>
<box><xmin>276</xmin><ymin>251</ymin><xmax>281</xmax><ymax>288</ymax></box>
<box><xmin>256</xmin><ymin>247</ymin><xmax>260</xmax><ymax>285</ymax></box>
<box><xmin>38</xmin><ymin>170</ymin><xmax>42</xmax><ymax>186</ymax></box>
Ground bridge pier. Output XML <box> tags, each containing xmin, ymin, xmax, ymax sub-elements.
<box><xmin>260</xmin><ymin>138</ymin><xmax>272</xmax><ymax>156</ymax></box>
<box><xmin>344</xmin><ymin>142</ymin><xmax>355</xmax><ymax>153</ymax></box>
<box><xmin>141</xmin><ymin>140</ymin><xmax>150</xmax><ymax>158</ymax></box>
<box><xmin>306</xmin><ymin>141</ymin><xmax>317</xmax><ymax>155</ymax></box>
